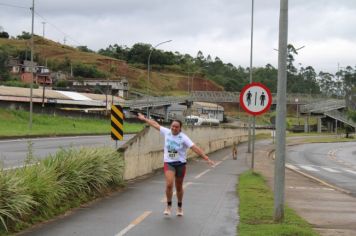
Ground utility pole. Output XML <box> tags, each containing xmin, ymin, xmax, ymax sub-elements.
<box><xmin>274</xmin><ymin>0</ymin><xmax>288</xmax><ymax>222</ymax></box>
<box><xmin>29</xmin><ymin>0</ymin><xmax>35</xmax><ymax>130</ymax></box>
<box><xmin>247</xmin><ymin>0</ymin><xmax>254</xmax><ymax>154</ymax></box>
<box><xmin>41</xmin><ymin>21</ymin><xmax>46</xmax><ymax>37</ymax></box>
<box><xmin>146</xmin><ymin>40</ymin><xmax>172</xmax><ymax>116</ymax></box>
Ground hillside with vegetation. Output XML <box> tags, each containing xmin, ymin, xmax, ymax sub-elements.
<box><xmin>0</xmin><ymin>35</ymin><xmax>223</xmax><ymax>96</ymax></box>
<box><xmin>0</xmin><ymin>31</ymin><xmax>355</xmax><ymax>99</ymax></box>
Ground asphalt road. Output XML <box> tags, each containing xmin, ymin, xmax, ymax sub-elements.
<box><xmin>0</xmin><ymin>134</ymin><xmax>135</xmax><ymax>169</ymax></box>
<box><xmin>17</xmin><ymin>145</ymin><xmax>249</xmax><ymax>236</ymax></box>
<box><xmin>286</xmin><ymin>142</ymin><xmax>356</xmax><ymax>195</ymax></box>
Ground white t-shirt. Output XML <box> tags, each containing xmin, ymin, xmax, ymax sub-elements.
<box><xmin>160</xmin><ymin>126</ymin><xmax>194</xmax><ymax>163</ymax></box>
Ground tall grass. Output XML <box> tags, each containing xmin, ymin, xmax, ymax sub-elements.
<box><xmin>0</xmin><ymin>147</ymin><xmax>124</xmax><ymax>234</ymax></box>
<box><xmin>0</xmin><ymin>108</ymin><xmax>144</xmax><ymax>137</ymax></box>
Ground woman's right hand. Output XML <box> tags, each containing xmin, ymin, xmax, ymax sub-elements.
<box><xmin>137</xmin><ymin>113</ymin><xmax>146</xmax><ymax>121</ymax></box>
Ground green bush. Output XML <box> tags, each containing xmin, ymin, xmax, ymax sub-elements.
<box><xmin>1</xmin><ymin>80</ymin><xmax>39</xmax><ymax>89</ymax></box>
<box><xmin>0</xmin><ymin>147</ymin><xmax>124</xmax><ymax>233</ymax></box>
<box><xmin>72</xmin><ymin>63</ymin><xmax>107</xmax><ymax>78</ymax></box>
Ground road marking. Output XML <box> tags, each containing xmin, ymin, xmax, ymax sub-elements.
<box><xmin>3</xmin><ymin>163</ymin><xmax>39</xmax><ymax>171</ymax></box>
<box><xmin>300</xmin><ymin>165</ymin><xmax>319</xmax><ymax>172</ymax></box>
<box><xmin>222</xmin><ymin>155</ymin><xmax>230</xmax><ymax>161</ymax></box>
<box><xmin>115</xmin><ymin>211</ymin><xmax>152</xmax><ymax>236</ymax></box>
<box><xmin>345</xmin><ymin>169</ymin><xmax>356</xmax><ymax>175</ymax></box>
<box><xmin>160</xmin><ymin>182</ymin><xmax>193</xmax><ymax>203</ymax></box>
<box><xmin>321</xmin><ymin>167</ymin><xmax>340</xmax><ymax>173</ymax></box>
<box><xmin>288</xmin><ymin>186</ymin><xmax>334</xmax><ymax>191</ymax></box>
<box><xmin>286</xmin><ymin>164</ymin><xmax>299</xmax><ymax>170</ymax></box>
<box><xmin>194</xmin><ymin>169</ymin><xmax>211</xmax><ymax>179</ymax></box>
<box><xmin>213</xmin><ymin>161</ymin><xmax>222</xmax><ymax>167</ymax></box>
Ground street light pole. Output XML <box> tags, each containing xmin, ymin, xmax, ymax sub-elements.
<box><xmin>146</xmin><ymin>40</ymin><xmax>172</xmax><ymax>116</ymax></box>
<box><xmin>247</xmin><ymin>0</ymin><xmax>254</xmax><ymax>154</ymax></box>
<box><xmin>29</xmin><ymin>0</ymin><xmax>35</xmax><ymax>130</ymax></box>
<box><xmin>274</xmin><ymin>0</ymin><xmax>288</xmax><ymax>222</ymax></box>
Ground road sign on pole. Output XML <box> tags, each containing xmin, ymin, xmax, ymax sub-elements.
<box><xmin>240</xmin><ymin>82</ymin><xmax>272</xmax><ymax>116</ymax></box>
<box><xmin>111</xmin><ymin>105</ymin><xmax>124</xmax><ymax>141</ymax></box>
<box><xmin>240</xmin><ymin>82</ymin><xmax>272</xmax><ymax>170</ymax></box>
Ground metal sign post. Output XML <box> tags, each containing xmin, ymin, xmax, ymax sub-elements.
<box><xmin>240</xmin><ymin>82</ymin><xmax>272</xmax><ymax>170</ymax></box>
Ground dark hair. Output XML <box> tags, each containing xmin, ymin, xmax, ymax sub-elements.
<box><xmin>171</xmin><ymin>119</ymin><xmax>182</xmax><ymax>128</ymax></box>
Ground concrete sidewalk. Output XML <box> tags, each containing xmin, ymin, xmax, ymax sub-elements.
<box><xmin>252</xmin><ymin>142</ymin><xmax>356</xmax><ymax>236</ymax></box>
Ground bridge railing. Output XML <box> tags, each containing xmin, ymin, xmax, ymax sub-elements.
<box><xmin>300</xmin><ymin>100</ymin><xmax>345</xmax><ymax>113</ymax></box>
<box><xmin>190</xmin><ymin>91</ymin><xmax>329</xmax><ymax>104</ymax></box>
<box><xmin>324</xmin><ymin>110</ymin><xmax>356</xmax><ymax>128</ymax></box>
<box><xmin>119</xmin><ymin>91</ymin><xmax>332</xmax><ymax>109</ymax></box>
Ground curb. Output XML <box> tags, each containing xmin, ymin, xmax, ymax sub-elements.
<box><xmin>268</xmin><ymin>147</ymin><xmax>352</xmax><ymax>196</ymax></box>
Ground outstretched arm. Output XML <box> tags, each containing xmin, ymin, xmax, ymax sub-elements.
<box><xmin>137</xmin><ymin>113</ymin><xmax>160</xmax><ymax>131</ymax></box>
<box><xmin>191</xmin><ymin>145</ymin><xmax>215</xmax><ymax>167</ymax></box>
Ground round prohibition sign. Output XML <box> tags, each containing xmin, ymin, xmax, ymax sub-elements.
<box><xmin>239</xmin><ymin>82</ymin><xmax>272</xmax><ymax>116</ymax></box>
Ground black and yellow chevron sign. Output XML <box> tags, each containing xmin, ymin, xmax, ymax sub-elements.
<box><xmin>111</xmin><ymin>105</ymin><xmax>124</xmax><ymax>140</ymax></box>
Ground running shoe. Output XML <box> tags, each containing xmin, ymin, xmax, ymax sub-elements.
<box><xmin>163</xmin><ymin>206</ymin><xmax>172</xmax><ymax>216</ymax></box>
<box><xmin>176</xmin><ymin>207</ymin><xmax>184</xmax><ymax>216</ymax></box>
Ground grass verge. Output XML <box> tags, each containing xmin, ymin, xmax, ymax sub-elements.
<box><xmin>0</xmin><ymin>108</ymin><xmax>144</xmax><ymax>137</ymax></box>
<box><xmin>0</xmin><ymin>147</ymin><xmax>125</xmax><ymax>235</ymax></box>
<box><xmin>238</xmin><ymin>171</ymin><xmax>319</xmax><ymax>236</ymax></box>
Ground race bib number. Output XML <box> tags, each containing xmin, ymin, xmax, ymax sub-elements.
<box><xmin>168</xmin><ymin>151</ymin><xmax>178</xmax><ymax>159</ymax></box>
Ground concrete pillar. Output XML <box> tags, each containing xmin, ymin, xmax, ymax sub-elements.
<box><xmin>304</xmin><ymin>117</ymin><xmax>309</xmax><ymax>133</ymax></box>
<box><xmin>317</xmin><ymin>117</ymin><xmax>322</xmax><ymax>133</ymax></box>
<box><xmin>335</xmin><ymin>119</ymin><xmax>338</xmax><ymax>134</ymax></box>
<box><xmin>185</xmin><ymin>100</ymin><xmax>193</xmax><ymax>118</ymax></box>
<box><xmin>164</xmin><ymin>105</ymin><xmax>169</xmax><ymax>123</ymax></box>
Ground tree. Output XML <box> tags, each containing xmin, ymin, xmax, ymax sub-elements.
<box><xmin>286</xmin><ymin>44</ymin><xmax>298</xmax><ymax>74</ymax></box>
<box><xmin>0</xmin><ymin>47</ymin><xmax>9</xmax><ymax>80</ymax></box>
<box><xmin>77</xmin><ymin>45</ymin><xmax>94</xmax><ymax>53</ymax></box>
<box><xmin>0</xmin><ymin>31</ymin><xmax>9</xmax><ymax>39</ymax></box>
<box><xmin>318</xmin><ymin>72</ymin><xmax>336</xmax><ymax>97</ymax></box>
<box><xmin>127</xmin><ymin>43</ymin><xmax>151</xmax><ymax>64</ymax></box>
<box><xmin>16</xmin><ymin>31</ymin><xmax>31</xmax><ymax>40</ymax></box>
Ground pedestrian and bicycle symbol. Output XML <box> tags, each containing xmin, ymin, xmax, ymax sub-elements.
<box><xmin>239</xmin><ymin>82</ymin><xmax>272</xmax><ymax>116</ymax></box>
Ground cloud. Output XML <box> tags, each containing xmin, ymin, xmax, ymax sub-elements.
<box><xmin>0</xmin><ymin>0</ymin><xmax>355</xmax><ymax>73</ymax></box>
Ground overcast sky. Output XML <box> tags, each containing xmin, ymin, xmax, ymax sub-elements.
<box><xmin>1</xmin><ymin>0</ymin><xmax>356</xmax><ymax>73</ymax></box>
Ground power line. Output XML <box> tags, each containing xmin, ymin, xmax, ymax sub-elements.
<box><xmin>1</xmin><ymin>1</ymin><xmax>84</xmax><ymax>47</ymax></box>
<box><xmin>0</xmin><ymin>2</ymin><xmax>29</xmax><ymax>9</ymax></box>
<box><xmin>34</xmin><ymin>11</ymin><xmax>83</xmax><ymax>46</ymax></box>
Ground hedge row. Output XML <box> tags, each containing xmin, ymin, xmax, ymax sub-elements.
<box><xmin>0</xmin><ymin>147</ymin><xmax>124</xmax><ymax>234</ymax></box>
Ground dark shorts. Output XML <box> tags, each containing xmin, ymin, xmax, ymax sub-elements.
<box><xmin>164</xmin><ymin>161</ymin><xmax>186</xmax><ymax>178</ymax></box>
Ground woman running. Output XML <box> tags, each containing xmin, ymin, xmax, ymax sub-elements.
<box><xmin>137</xmin><ymin>113</ymin><xmax>215</xmax><ymax>216</ymax></box>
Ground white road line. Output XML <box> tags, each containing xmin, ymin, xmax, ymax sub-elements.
<box><xmin>300</xmin><ymin>165</ymin><xmax>319</xmax><ymax>172</ymax></box>
<box><xmin>115</xmin><ymin>211</ymin><xmax>152</xmax><ymax>236</ymax></box>
<box><xmin>321</xmin><ymin>167</ymin><xmax>340</xmax><ymax>173</ymax></box>
<box><xmin>345</xmin><ymin>169</ymin><xmax>356</xmax><ymax>175</ymax></box>
<box><xmin>286</xmin><ymin>164</ymin><xmax>299</xmax><ymax>170</ymax></box>
<box><xmin>288</xmin><ymin>186</ymin><xmax>334</xmax><ymax>191</ymax></box>
<box><xmin>194</xmin><ymin>169</ymin><xmax>211</xmax><ymax>179</ymax></box>
<box><xmin>3</xmin><ymin>163</ymin><xmax>39</xmax><ymax>171</ymax></box>
<box><xmin>222</xmin><ymin>155</ymin><xmax>230</xmax><ymax>161</ymax></box>
<box><xmin>213</xmin><ymin>161</ymin><xmax>222</xmax><ymax>167</ymax></box>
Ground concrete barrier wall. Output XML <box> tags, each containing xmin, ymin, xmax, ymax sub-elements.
<box><xmin>119</xmin><ymin>126</ymin><xmax>270</xmax><ymax>180</ymax></box>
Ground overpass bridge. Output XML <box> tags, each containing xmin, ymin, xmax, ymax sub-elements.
<box><xmin>189</xmin><ymin>91</ymin><xmax>327</xmax><ymax>104</ymax></box>
<box><xmin>300</xmin><ymin>99</ymin><xmax>356</xmax><ymax>132</ymax></box>
<box><xmin>2</xmin><ymin>86</ymin><xmax>344</xmax><ymax>127</ymax></box>
<box><xmin>122</xmin><ymin>91</ymin><xmax>329</xmax><ymax>109</ymax></box>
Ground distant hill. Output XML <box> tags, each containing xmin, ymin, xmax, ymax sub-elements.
<box><xmin>0</xmin><ymin>37</ymin><xmax>223</xmax><ymax>96</ymax></box>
